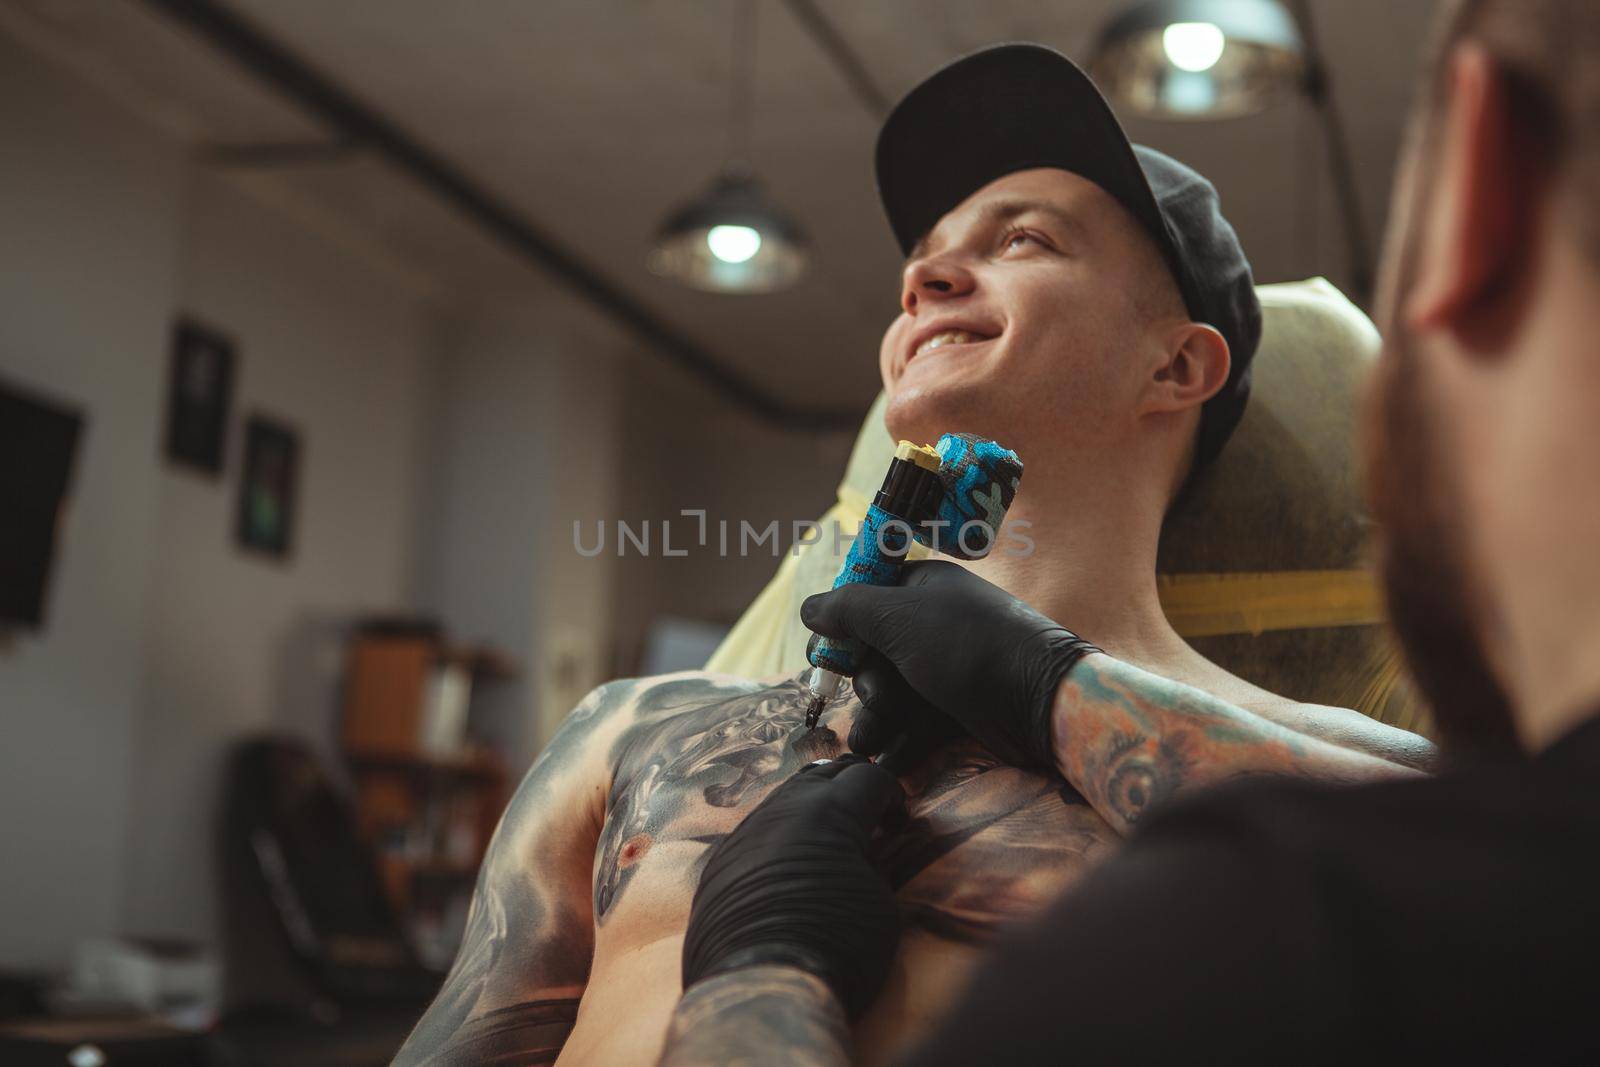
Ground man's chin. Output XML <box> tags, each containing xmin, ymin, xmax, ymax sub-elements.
<box><xmin>883</xmin><ymin>383</ymin><xmax>1005</xmax><ymax>445</ymax></box>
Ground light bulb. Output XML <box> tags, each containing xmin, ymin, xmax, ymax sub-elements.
<box><xmin>1162</xmin><ymin>21</ymin><xmax>1226</xmax><ymax>73</ymax></box>
<box><xmin>707</xmin><ymin>224</ymin><xmax>762</xmax><ymax>264</ymax></box>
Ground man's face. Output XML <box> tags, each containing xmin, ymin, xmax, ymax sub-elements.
<box><xmin>1363</xmin><ymin>135</ymin><xmax>1520</xmax><ymax>757</ymax></box>
<box><xmin>877</xmin><ymin>168</ymin><xmax>1176</xmax><ymax>453</ymax></box>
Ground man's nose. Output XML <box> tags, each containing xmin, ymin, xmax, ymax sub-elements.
<box><xmin>901</xmin><ymin>255</ymin><xmax>975</xmax><ymax>314</ymax></box>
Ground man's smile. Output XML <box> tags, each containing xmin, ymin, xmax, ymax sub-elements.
<box><xmin>903</xmin><ymin>319</ymin><xmax>1002</xmax><ymax>376</ymax></box>
<box><xmin>917</xmin><ymin>328</ymin><xmax>988</xmax><ymax>355</ymax></box>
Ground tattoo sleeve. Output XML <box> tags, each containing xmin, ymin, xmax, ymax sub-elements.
<box><xmin>392</xmin><ymin>680</ymin><xmax>636</xmax><ymax>1066</ymax></box>
<box><xmin>656</xmin><ymin>966</ymin><xmax>852</xmax><ymax>1067</ymax></box>
<box><xmin>1053</xmin><ymin>655</ymin><xmax>1426</xmax><ymax>835</ymax></box>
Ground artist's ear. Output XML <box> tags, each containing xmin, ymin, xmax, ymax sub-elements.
<box><xmin>1405</xmin><ymin>44</ymin><xmax>1544</xmax><ymax>351</ymax></box>
<box><xmin>1139</xmin><ymin>322</ymin><xmax>1230</xmax><ymax>416</ymax></box>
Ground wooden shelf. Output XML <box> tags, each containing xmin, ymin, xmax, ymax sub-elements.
<box><xmin>345</xmin><ymin>747</ymin><xmax>502</xmax><ymax>783</ymax></box>
<box><xmin>338</xmin><ymin>625</ymin><xmax>515</xmax><ymax>965</ymax></box>
<box><xmin>438</xmin><ymin>645</ymin><xmax>519</xmax><ymax>680</ymax></box>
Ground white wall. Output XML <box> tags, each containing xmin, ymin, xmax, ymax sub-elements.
<box><xmin>0</xmin><ymin>31</ymin><xmax>442</xmax><ymax>962</ymax></box>
<box><xmin>610</xmin><ymin>352</ymin><xmax>853</xmax><ymax>674</ymax></box>
<box><xmin>120</xmin><ymin>171</ymin><xmax>438</xmax><ymax>943</ymax></box>
<box><xmin>415</xmin><ymin>298</ymin><xmax>623</xmax><ymax>767</ymax></box>
<box><xmin>415</xmin><ymin>295</ymin><xmax>856</xmax><ymax>759</ymax></box>
<box><xmin>0</xmin><ymin>32</ymin><xmax>185</xmax><ymax>970</ymax></box>
<box><xmin>0</xmin><ymin>11</ymin><xmax>838</xmax><ymax>970</ymax></box>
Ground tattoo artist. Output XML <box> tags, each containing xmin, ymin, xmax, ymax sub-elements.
<box><xmin>657</xmin><ymin>2</ymin><xmax>1600</xmax><ymax>1063</ymax></box>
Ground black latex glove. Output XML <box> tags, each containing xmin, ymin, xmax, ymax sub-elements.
<box><xmin>802</xmin><ymin>560</ymin><xmax>1100</xmax><ymax>770</ymax></box>
<box><xmin>681</xmin><ymin>755</ymin><xmax>905</xmax><ymax>1020</ymax></box>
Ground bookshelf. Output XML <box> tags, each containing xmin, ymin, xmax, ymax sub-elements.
<box><xmin>339</xmin><ymin>621</ymin><xmax>515</xmax><ymax>968</ymax></box>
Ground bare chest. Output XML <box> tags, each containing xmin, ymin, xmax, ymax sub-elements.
<box><xmin>561</xmin><ymin>682</ymin><xmax>1119</xmax><ymax>1067</ymax></box>
<box><xmin>589</xmin><ymin>681</ymin><xmax>1121</xmax><ymax>953</ymax></box>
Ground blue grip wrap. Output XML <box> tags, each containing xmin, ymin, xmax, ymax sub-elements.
<box><xmin>807</xmin><ymin>503</ymin><xmax>913</xmax><ymax>676</ymax></box>
<box><xmin>923</xmin><ymin>434</ymin><xmax>1023</xmax><ymax>559</ymax></box>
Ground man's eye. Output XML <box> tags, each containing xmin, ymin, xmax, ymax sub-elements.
<box><xmin>1001</xmin><ymin>229</ymin><xmax>1042</xmax><ymax>253</ymax></box>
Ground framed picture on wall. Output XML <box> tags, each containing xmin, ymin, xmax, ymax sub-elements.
<box><xmin>236</xmin><ymin>415</ymin><xmax>300</xmax><ymax>560</ymax></box>
<box><xmin>164</xmin><ymin>318</ymin><xmax>236</xmax><ymax>475</ymax></box>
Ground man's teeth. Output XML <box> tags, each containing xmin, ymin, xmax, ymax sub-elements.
<box><xmin>917</xmin><ymin>329</ymin><xmax>987</xmax><ymax>355</ymax></box>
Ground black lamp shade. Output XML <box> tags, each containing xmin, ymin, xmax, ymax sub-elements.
<box><xmin>1091</xmin><ymin>0</ymin><xmax>1306</xmax><ymax>120</ymax></box>
<box><xmin>649</xmin><ymin>171</ymin><xmax>808</xmax><ymax>293</ymax></box>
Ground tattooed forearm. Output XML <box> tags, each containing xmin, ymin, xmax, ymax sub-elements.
<box><xmin>1053</xmin><ymin>655</ymin><xmax>1424</xmax><ymax>834</ymax></box>
<box><xmin>657</xmin><ymin>966</ymin><xmax>852</xmax><ymax>1067</ymax></box>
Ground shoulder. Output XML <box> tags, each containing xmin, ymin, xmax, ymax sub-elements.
<box><xmin>1193</xmin><ymin>663</ymin><xmax>1367</xmax><ymax>732</ymax></box>
<box><xmin>1191</xmin><ymin>656</ymin><xmax>1438</xmax><ymax>770</ymax></box>
<box><xmin>614</xmin><ymin>670</ymin><xmax>775</xmax><ymax>719</ymax></box>
<box><xmin>561</xmin><ymin>671</ymin><xmax>810</xmax><ymax>781</ymax></box>
<box><xmin>579</xmin><ymin>672</ymin><xmax>778</xmax><ymax>745</ymax></box>
<box><xmin>534</xmin><ymin>673</ymin><xmax>768</xmax><ymax>759</ymax></box>
<box><xmin>491</xmin><ymin>675</ymin><xmax>751</xmax><ymax>842</ymax></box>
<box><xmin>605</xmin><ymin>671</ymin><xmax>823</xmax><ymax>761</ymax></box>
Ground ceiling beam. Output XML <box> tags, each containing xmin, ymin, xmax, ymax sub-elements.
<box><xmin>780</xmin><ymin>0</ymin><xmax>893</xmax><ymax>120</ymax></box>
<box><xmin>138</xmin><ymin>0</ymin><xmax>860</xmax><ymax>432</ymax></box>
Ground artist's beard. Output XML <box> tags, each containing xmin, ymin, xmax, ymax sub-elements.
<box><xmin>1364</xmin><ymin>322</ymin><xmax>1520</xmax><ymax>758</ymax></box>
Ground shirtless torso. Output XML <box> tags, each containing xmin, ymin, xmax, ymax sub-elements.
<box><xmin>394</xmin><ymin>660</ymin><xmax>1431</xmax><ymax>1067</ymax></box>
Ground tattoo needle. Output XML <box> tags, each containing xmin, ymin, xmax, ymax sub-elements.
<box><xmin>804</xmin><ymin>667</ymin><xmax>844</xmax><ymax>730</ymax></box>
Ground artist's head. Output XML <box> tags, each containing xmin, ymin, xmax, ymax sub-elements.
<box><xmin>874</xmin><ymin>46</ymin><xmax>1260</xmax><ymax>512</ymax></box>
<box><xmin>1366</xmin><ymin>0</ymin><xmax>1600</xmax><ymax>755</ymax></box>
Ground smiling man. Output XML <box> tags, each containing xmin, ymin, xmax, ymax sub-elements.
<box><xmin>393</xmin><ymin>45</ymin><xmax>1432</xmax><ymax>1067</ymax></box>
<box><xmin>658</xmin><ymin>5</ymin><xmax>1600</xmax><ymax>1063</ymax></box>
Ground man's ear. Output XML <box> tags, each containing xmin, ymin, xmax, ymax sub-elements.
<box><xmin>1140</xmin><ymin>323</ymin><xmax>1230</xmax><ymax>415</ymax></box>
<box><xmin>1406</xmin><ymin>44</ymin><xmax>1545</xmax><ymax>350</ymax></box>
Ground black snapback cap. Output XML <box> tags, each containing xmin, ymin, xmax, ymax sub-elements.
<box><xmin>876</xmin><ymin>43</ymin><xmax>1263</xmax><ymax>472</ymax></box>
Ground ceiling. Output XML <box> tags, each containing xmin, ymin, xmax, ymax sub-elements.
<box><xmin>0</xmin><ymin>0</ymin><xmax>1440</xmax><ymax>421</ymax></box>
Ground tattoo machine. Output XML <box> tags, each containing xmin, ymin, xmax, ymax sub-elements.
<box><xmin>802</xmin><ymin>433</ymin><xmax>1024</xmax><ymax>728</ymax></box>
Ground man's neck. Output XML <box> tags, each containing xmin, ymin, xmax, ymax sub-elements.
<box><xmin>963</xmin><ymin>457</ymin><xmax>1188</xmax><ymax>667</ymax></box>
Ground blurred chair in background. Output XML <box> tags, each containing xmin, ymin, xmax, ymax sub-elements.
<box><xmin>215</xmin><ymin>736</ymin><xmax>436</xmax><ymax>1065</ymax></box>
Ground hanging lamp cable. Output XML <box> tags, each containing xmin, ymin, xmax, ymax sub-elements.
<box><xmin>726</xmin><ymin>0</ymin><xmax>759</xmax><ymax>169</ymax></box>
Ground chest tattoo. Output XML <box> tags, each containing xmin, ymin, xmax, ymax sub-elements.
<box><xmin>592</xmin><ymin>676</ymin><xmax>1115</xmax><ymax>936</ymax></box>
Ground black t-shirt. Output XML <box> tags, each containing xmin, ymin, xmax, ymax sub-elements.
<box><xmin>899</xmin><ymin>714</ymin><xmax>1600</xmax><ymax>1066</ymax></box>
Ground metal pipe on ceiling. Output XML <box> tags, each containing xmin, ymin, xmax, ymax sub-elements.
<box><xmin>780</xmin><ymin>0</ymin><xmax>893</xmax><ymax>120</ymax></box>
<box><xmin>139</xmin><ymin>0</ymin><xmax>861</xmax><ymax>433</ymax></box>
